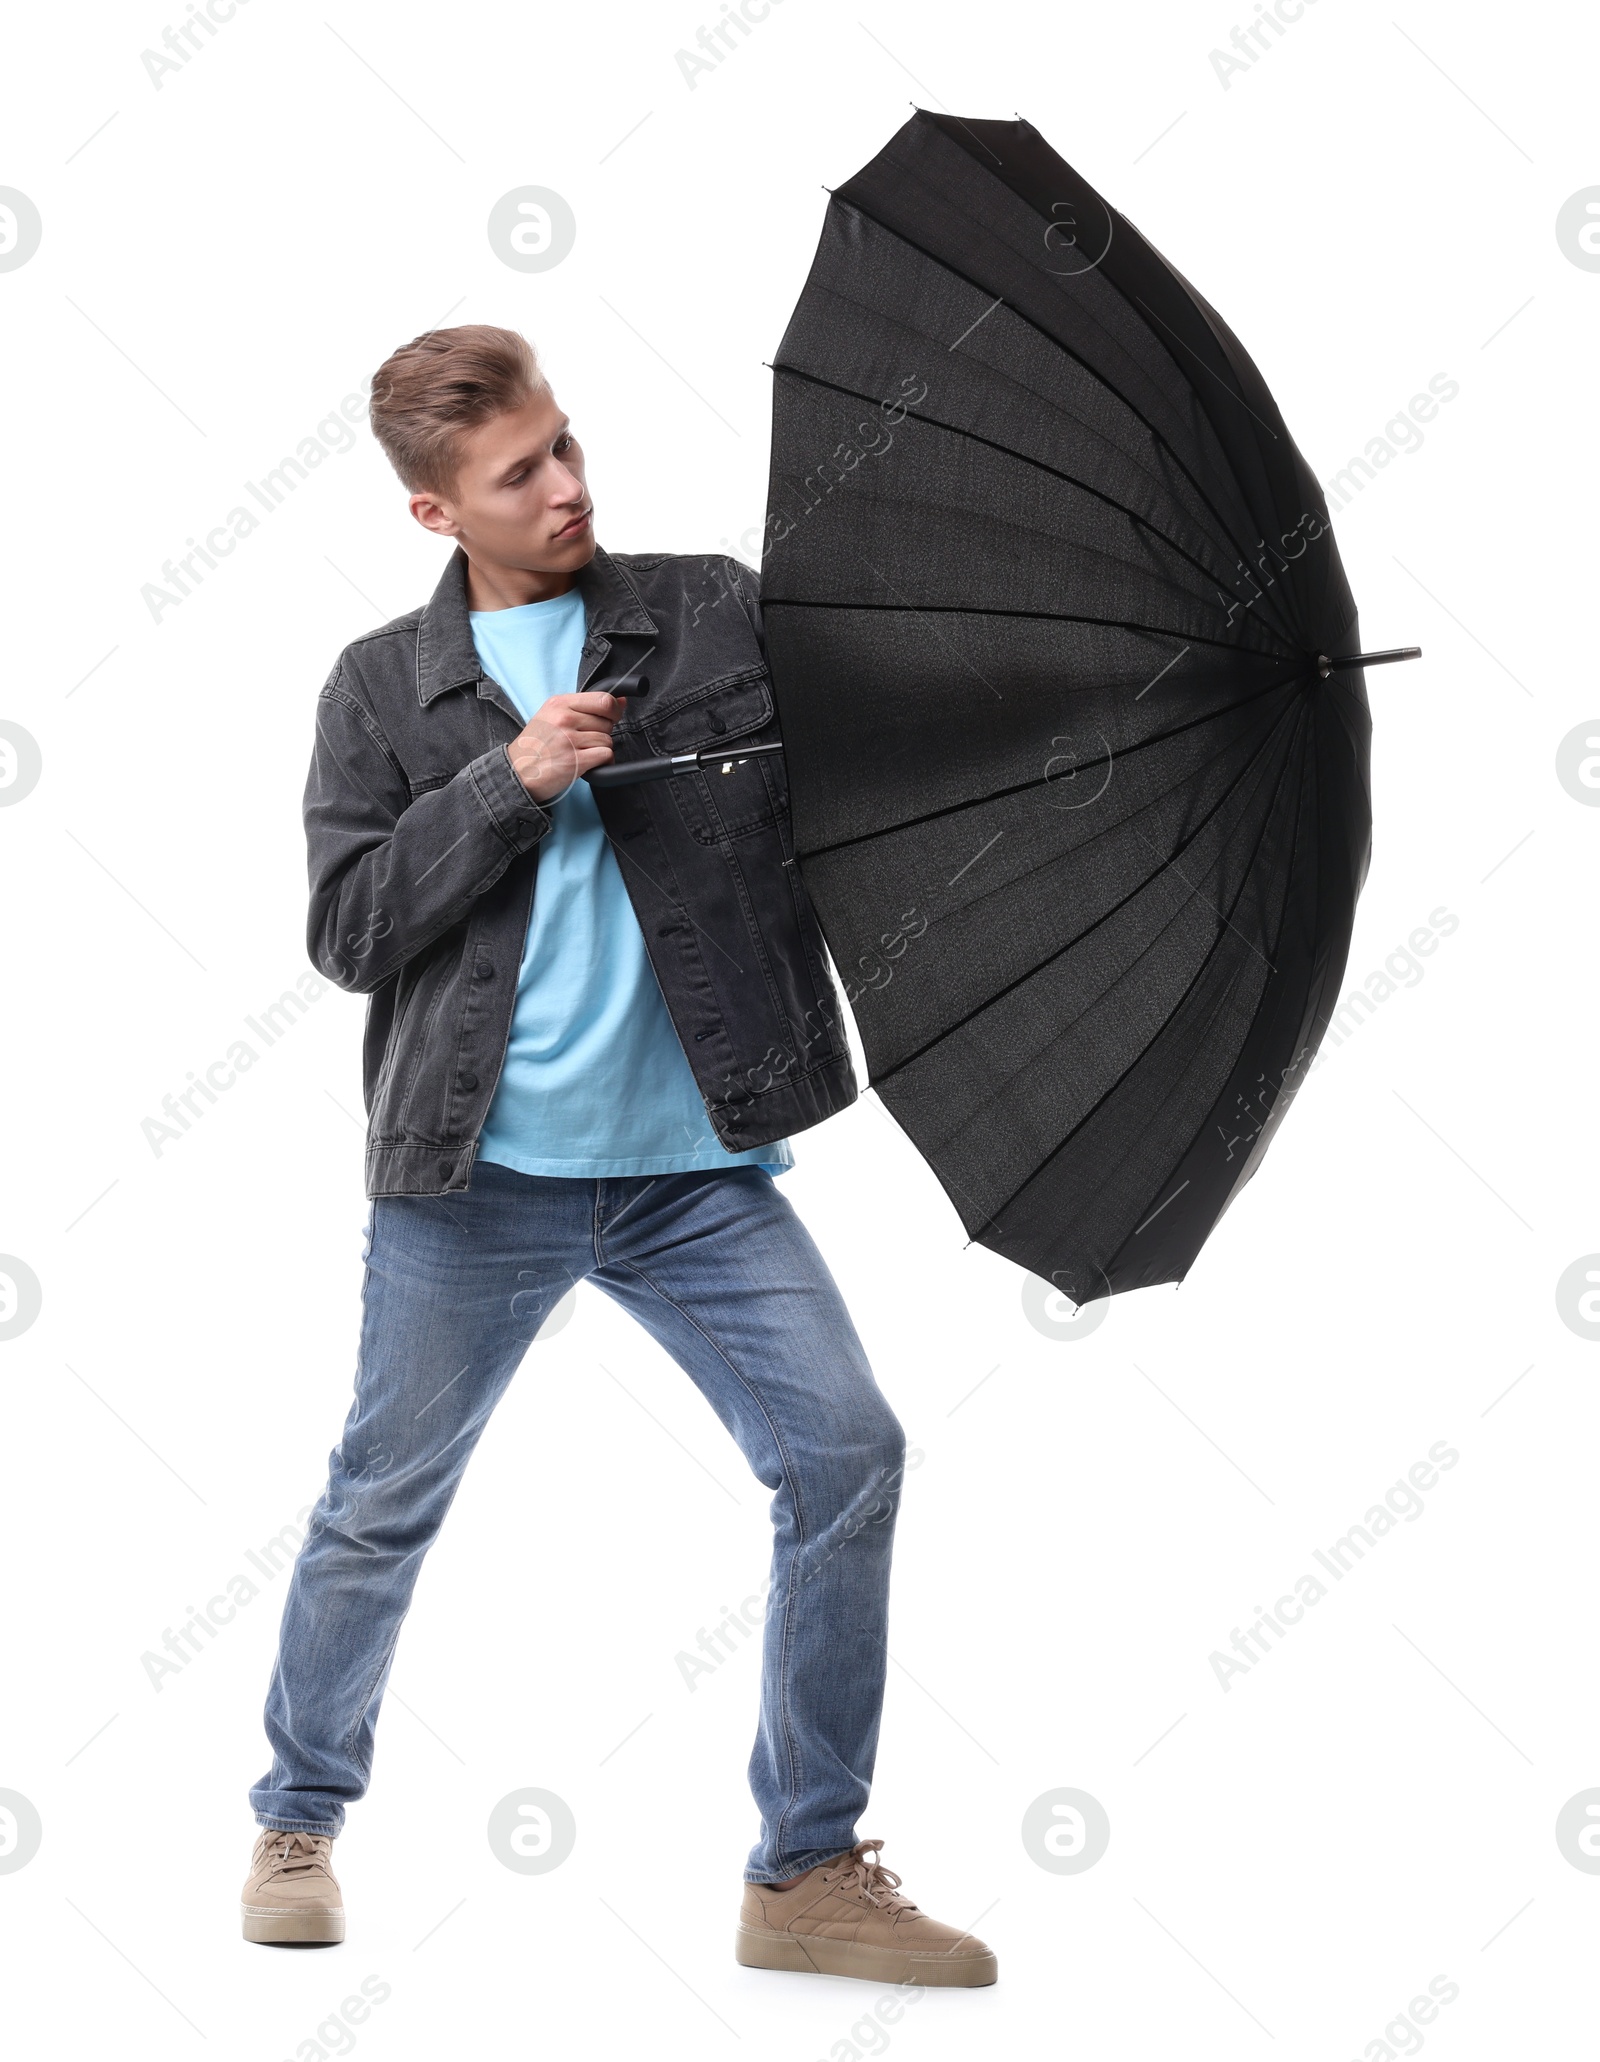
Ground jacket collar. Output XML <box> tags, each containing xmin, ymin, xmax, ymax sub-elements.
<box><xmin>415</xmin><ymin>543</ymin><xmax>657</xmax><ymax>706</ymax></box>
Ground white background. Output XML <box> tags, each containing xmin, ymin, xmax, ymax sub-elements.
<box><xmin>1</xmin><ymin>0</ymin><xmax>1595</xmax><ymax>2055</ymax></box>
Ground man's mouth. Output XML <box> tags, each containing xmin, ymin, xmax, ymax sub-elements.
<box><xmin>554</xmin><ymin>507</ymin><xmax>592</xmax><ymax>540</ymax></box>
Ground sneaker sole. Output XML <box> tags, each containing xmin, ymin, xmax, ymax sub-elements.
<box><xmin>735</xmin><ymin>1924</ymin><xmax>997</xmax><ymax>1987</ymax></box>
<box><xmin>241</xmin><ymin>1902</ymin><xmax>346</xmax><ymax>1945</ymax></box>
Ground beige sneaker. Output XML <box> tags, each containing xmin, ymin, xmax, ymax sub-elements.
<box><xmin>736</xmin><ymin>1838</ymin><xmax>997</xmax><ymax>1986</ymax></box>
<box><xmin>241</xmin><ymin>1828</ymin><xmax>345</xmax><ymax>1945</ymax></box>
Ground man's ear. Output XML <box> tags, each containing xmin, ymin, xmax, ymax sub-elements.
<box><xmin>409</xmin><ymin>490</ymin><xmax>459</xmax><ymax>538</ymax></box>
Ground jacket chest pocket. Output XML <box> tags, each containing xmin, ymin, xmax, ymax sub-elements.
<box><xmin>642</xmin><ymin>665</ymin><xmax>786</xmax><ymax>844</ymax></box>
<box><xmin>402</xmin><ymin>696</ymin><xmax>521</xmax><ymax>798</ymax></box>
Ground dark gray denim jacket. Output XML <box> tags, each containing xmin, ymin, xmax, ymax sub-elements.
<box><xmin>304</xmin><ymin>544</ymin><xmax>857</xmax><ymax>1195</ymax></box>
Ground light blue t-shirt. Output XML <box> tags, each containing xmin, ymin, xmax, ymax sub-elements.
<box><xmin>470</xmin><ymin>588</ymin><xmax>793</xmax><ymax>1179</ymax></box>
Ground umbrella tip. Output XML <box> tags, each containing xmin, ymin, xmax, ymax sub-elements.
<box><xmin>1316</xmin><ymin>646</ymin><xmax>1423</xmax><ymax>677</ymax></box>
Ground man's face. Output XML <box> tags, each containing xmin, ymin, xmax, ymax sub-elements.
<box><xmin>410</xmin><ymin>384</ymin><xmax>594</xmax><ymax>572</ymax></box>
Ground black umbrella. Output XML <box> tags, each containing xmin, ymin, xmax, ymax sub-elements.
<box><xmin>599</xmin><ymin>110</ymin><xmax>1416</xmax><ymax>1302</ymax></box>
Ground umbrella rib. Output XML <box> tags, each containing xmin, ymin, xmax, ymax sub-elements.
<box><xmin>898</xmin><ymin>702</ymin><xmax>1303</xmax><ymax>973</ymax></box>
<box><xmin>902</xmin><ymin>729</ymin><xmax>1304</xmax><ymax>1252</ymax></box>
<box><xmin>796</xmin><ymin>669</ymin><xmax>1306</xmax><ymax>862</ymax></box>
<box><xmin>1129</xmin><ymin>294</ymin><xmax>1280</xmax><ymax>443</ymax></box>
<box><xmin>820</xmin><ymin>198</ymin><xmax>1305</xmax><ymax>636</ymax></box>
<box><xmin>1103</xmin><ymin>706</ymin><xmax>1322</xmax><ymax>1268</ymax></box>
<box><xmin>942</xmin><ymin>698</ymin><xmax>1313</xmax><ymax>1237</ymax></box>
<box><xmin>780</xmin><ymin>292</ymin><xmax>1220</xmax><ymax>554</ymax></box>
<box><xmin>867</xmin><ymin>690</ymin><xmax>1307</xmax><ymax>1086</ymax></box>
<box><xmin>771</xmin><ymin>361</ymin><xmax>1253</xmax><ymax>617</ymax></box>
<box><xmin>763</xmin><ymin>596</ymin><xmax>1294</xmax><ymax>665</ymax></box>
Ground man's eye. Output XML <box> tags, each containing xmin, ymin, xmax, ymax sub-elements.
<box><xmin>554</xmin><ymin>435</ymin><xmax>572</xmax><ymax>452</ymax></box>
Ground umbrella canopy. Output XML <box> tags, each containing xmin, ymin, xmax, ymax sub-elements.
<box><xmin>758</xmin><ymin>110</ymin><xmax>1378</xmax><ymax>1301</ymax></box>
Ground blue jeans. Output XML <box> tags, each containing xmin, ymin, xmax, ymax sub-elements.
<box><xmin>249</xmin><ymin>1161</ymin><xmax>906</xmax><ymax>1882</ymax></box>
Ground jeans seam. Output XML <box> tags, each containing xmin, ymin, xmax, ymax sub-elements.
<box><xmin>770</xmin><ymin>1525</ymin><xmax>806</xmax><ymax>1870</ymax></box>
<box><xmin>603</xmin><ymin>1254</ymin><xmax>810</xmax><ymax>1863</ymax></box>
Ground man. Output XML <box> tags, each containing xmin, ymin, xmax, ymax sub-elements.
<box><xmin>242</xmin><ymin>325</ymin><xmax>997</xmax><ymax>1987</ymax></box>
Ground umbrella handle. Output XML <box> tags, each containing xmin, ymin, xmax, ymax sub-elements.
<box><xmin>587</xmin><ymin>739</ymin><xmax>786</xmax><ymax>789</ymax></box>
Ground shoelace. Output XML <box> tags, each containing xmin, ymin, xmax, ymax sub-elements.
<box><xmin>261</xmin><ymin>1831</ymin><xmax>333</xmax><ymax>1881</ymax></box>
<box><xmin>820</xmin><ymin>1839</ymin><xmax>919</xmax><ymax>1914</ymax></box>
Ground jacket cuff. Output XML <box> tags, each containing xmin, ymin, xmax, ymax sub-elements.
<box><xmin>469</xmin><ymin>744</ymin><xmax>553</xmax><ymax>854</ymax></box>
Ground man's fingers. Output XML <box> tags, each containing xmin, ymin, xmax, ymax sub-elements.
<box><xmin>527</xmin><ymin>699</ymin><xmax>618</xmax><ymax>736</ymax></box>
<box><xmin>509</xmin><ymin>697</ymin><xmax>618</xmax><ymax>799</ymax></box>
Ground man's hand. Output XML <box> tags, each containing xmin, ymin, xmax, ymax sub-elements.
<box><xmin>506</xmin><ymin>691</ymin><xmax>620</xmax><ymax>803</ymax></box>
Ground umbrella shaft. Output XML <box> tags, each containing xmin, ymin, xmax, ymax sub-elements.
<box><xmin>587</xmin><ymin>738</ymin><xmax>785</xmax><ymax>789</ymax></box>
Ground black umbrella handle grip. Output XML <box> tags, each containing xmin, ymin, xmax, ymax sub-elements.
<box><xmin>587</xmin><ymin>750</ymin><xmax>700</xmax><ymax>789</ymax></box>
<box><xmin>587</xmin><ymin>740</ymin><xmax>785</xmax><ymax>790</ymax></box>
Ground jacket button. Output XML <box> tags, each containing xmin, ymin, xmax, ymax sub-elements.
<box><xmin>707</xmin><ymin>710</ymin><xmax>726</xmax><ymax>734</ymax></box>
<box><xmin>477</xmin><ymin>961</ymin><xmax>495</xmax><ymax>980</ymax></box>
<box><xmin>459</xmin><ymin>1072</ymin><xmax>478</xmax><ymax>1092</ymax></box>
<box><xmin>438</xmin><ymin>1157</ymin><xmax>455</xmax><ymax>1179</ymax></box>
